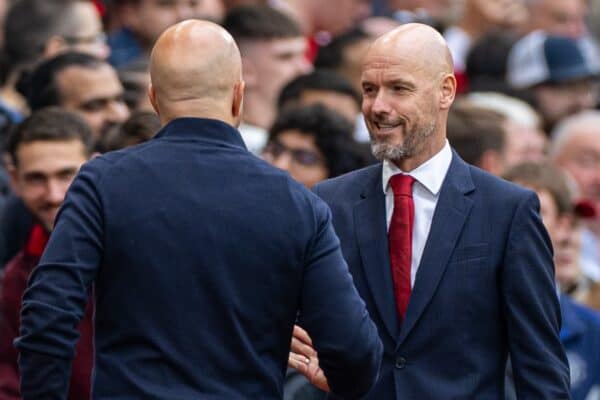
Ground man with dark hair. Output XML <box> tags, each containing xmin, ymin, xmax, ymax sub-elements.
<box><xmin>1</xmin><ymin>0</ymin><xmax>109</xmax><ymax>119</ymax></box>
<box><xmin>264</xmin><ymin>104</ymin><xmax>369</xmax><ymax>188</ymax></box>
<box><xmin>314</xmin><ymin>28</ymin><xmax>372</xmax><ymax>93</ymax></box>
<box><xmin>0</xmin><ymin>107</ymin><xmax>94</xmax><ymax>399</ymax></box>
<box><xmin>278</xmin><ymin>70</ymin><xmax>361</xmax><ymax>126</ymax></box>
<box><xmin>223</xmin><ymin>5</ymin><xmax>312</xmax><ymax>153</ymax></box>
<box><xmin>446</xmin><ymin>100</ymin><xmax>508</xmax><ymax>175</ymax></box>
<box><xmin>27</xmin><ymin>52</ymin><xmax>130</xmax><ymax>142</ymax></box>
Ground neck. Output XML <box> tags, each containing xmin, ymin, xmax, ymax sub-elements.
<box><xmin>158</xmin><ymin>100</ymin><xmax>235</xmax><ymax>127</ymax></box>
<box><xmin>241</xmin><ymin>93</ymin><xmax>275</xmax><ymax>130</ymax></box>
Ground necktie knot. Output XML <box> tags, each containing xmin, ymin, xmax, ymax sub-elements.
<box><xmin>390</xmin><ymin>174</ymin><xmax>415</xmax><ymax>197</ymax></box>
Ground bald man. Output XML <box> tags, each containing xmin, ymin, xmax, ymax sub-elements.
<box><xmin>289</xmin><ymin>23</ymin><xmax>570</xmax><ymax>398</ymax></box>
<box><xmin>15</xmin><ymin>21</ymin><xmax>382</xmax><ymax>399</ymax></box>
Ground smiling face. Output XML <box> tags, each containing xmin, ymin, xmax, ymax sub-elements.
<box><xmin>360</xmin><ymin>25</ymin><xmax>455</xmax><ymax>170</ymax></box>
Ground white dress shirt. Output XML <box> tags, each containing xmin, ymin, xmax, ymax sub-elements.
<box><xmin>383</xmin><ymin>141</ymin><xmax>452</xmax><ymax>287</ymax></box>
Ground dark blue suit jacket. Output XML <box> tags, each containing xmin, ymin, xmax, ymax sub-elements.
<box><xmin>314</xmin><ymin>153</ymin><xmax>570</xmax><ymax>399</ymax></box>
<box><xmin>15</xmin><ymin>118</ymin><xmax>382</xmax><ymax>399</ymax></box>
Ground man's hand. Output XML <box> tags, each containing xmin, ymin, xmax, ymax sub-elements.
<box><xmin>288</xmin><ymin>325</ymin><xmax>330</xmax><ymax>392</ymax></box>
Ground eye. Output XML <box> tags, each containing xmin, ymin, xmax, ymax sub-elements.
<box><xmin>362</xmin><ymin>85</ymin><xmax>376</xmax><ymax>96</ymax></box>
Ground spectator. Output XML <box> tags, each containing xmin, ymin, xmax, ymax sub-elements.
<box><xmin>504</xmin><ymin>161</ymin><xmax>600</xmax><ymax>400</ymax></box>
<box><xmin>264</xmin><ymin>104</ymin><xmax>369</xmax><ymax>188</ymax></box>
<box><xmin>0</xmin><ymin>107</ymin><xmax>94</xmax><ymax>399</ymax></box>
<box><xmin>314</xmin><ymin>28</ymin><xmax>372</xmax><ymax>93</ymax></box>
<box><xmin>507</xmin><ymin>32</ymin><xmax>599</xmax><ymax>132</ymax></box>
<box><xmin>446</xmin><ymin>100</ymin><xmax>508</xmax><ymax>175</ymax></box>
<box><xmin>523</xmin><ymin>0</ymin><xmax>588</xmax><ymax>38</ymax></box>
<box><xmin>444</xmin><ymin>0</ymin><xmax>528</xmax><ymax>90</ymax></box>
<box><xmin>27</xmin><ymin>52</ymin><xmax>130</xmax><ymax>143</ymax></box>
<box><xmin>107</xmin><ymin>0</ymin><xmax>196</xmax><ymax>68</ymax></box>
<box><xmin>551</xmin><ymin>110</ymin><xmax>600</xmax><ymax>282</ymax></box>
<box><xmin>466</xmin><ymin>91</ymin><xmax>548</xmax><ymax>166</ymax></box>
<box><xmin>278</xmin><ymin>70</ymin><xmax>361</xmax><ymax>127</ymax></box>
<box><xmin>1</xmin><ymin>0</ymin><xmax>109</xmax><ymax>118</ymax></box>
<box><xmin>223</xmin><ymin>5</ymin><xmax>312</xmax><ymax>154</ymax></box>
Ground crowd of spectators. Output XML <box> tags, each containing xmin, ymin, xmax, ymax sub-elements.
<box><xmin>0</xmin><ymin>0</ymin><xmax>599</xmax><ymax>399</ymax></box>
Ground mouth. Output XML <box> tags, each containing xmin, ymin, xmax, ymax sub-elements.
<box><xmin>373</xmin><ymin>121</ymin><xmax>402</xmax><ymax>134</ymax></box>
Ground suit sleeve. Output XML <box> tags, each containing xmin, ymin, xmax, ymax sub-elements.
<box><xmin>298</xmin><ymin>196</ymin><xmax>383</xmax><ymax>399</ymax></box>
<box><xmin>14</xmin><ymin>161</ymin><xmax>104</xmax><ymax>400</ymax></box>
<box><xmin>503</xmin><ymin>192</ymin><xmax>571</xmax><ymax>399</ymax></box>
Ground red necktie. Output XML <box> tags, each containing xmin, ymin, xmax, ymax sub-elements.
<box><xmin>388</xmin><ymin>174</ymin><xmax>415</xmax><ymax>321</ymax></box>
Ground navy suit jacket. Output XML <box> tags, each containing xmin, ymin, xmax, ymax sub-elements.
<box><xmin>15</xmin><ymin>118</ymin><xmax>382</xmax><ymax>399</ymax></box>
<box><xmin>313</xmin><ymin>153</ymin><xmax>570</xmax><ymax>399</ymax></box>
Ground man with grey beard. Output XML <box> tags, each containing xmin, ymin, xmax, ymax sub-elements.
<box><xmin>288</xmin><ymin>23</ymin><xmax>570</xmax><ymax>399</ymax></box>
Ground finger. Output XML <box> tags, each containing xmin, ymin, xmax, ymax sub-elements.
<box><xmin>288</xmin><ymin>353</ymin><xmax>311</xmax><ymax>373</ymax></box>
<box><xmin>291</xmin><ymin>337</ymin><xmax>317</xmax><ymax>357</ymax></box>
<box><xmin>293</xmin><ymin>325</ymin><xmax>313</xmax><ymax>346</ymax></box>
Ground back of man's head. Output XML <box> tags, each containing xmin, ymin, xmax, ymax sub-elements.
<box><xmin>26</xmin><ymin>52</ymin><xmax>104</xmax><ymax>111</ymax></box>
<box><xmin>148</xmin><ymin>20</ymin><xmax>244</xmax><ymax>126</ymax></box>
<box><xmin>223</xmin><ymin>5</ymin><xmax>302</xmax><ymax>44</ymax></box>
<box><xmin>447</xmin><ymin>100</ymin><xmax>507</xmax><ymax>174</ymax></box>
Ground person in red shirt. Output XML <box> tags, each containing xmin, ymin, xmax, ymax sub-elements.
<box><xmin>0</xmin><ymin>107</ymin><xmax>93</xmax><ymax>399</ymax></box>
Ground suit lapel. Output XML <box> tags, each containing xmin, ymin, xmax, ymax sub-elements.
<box><xmin>353</xmin><ymin>165</ymin><xmax>400</xmax><ymax>340</ymax></box>
<box><xmin>397</xmin><ymin>153</ymin><xmax>475</xmax><ymax>346</ymax></box>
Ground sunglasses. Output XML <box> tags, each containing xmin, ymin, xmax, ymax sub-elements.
<box><xmin>263</xmin><ymin>140</ymin><xmax>324</xmax><ymax>167</ymax></box>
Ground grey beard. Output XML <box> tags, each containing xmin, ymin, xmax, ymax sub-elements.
<box><xmin>370</xmin><ymin>119</ymin><xmax>436</xmax><ymax>162</ymax></box>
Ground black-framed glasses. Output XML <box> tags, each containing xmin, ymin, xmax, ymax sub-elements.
<box><xmin>263</xmin><ymin>140</ymin><xmax>324</xmax><ymax>167</ymax></box>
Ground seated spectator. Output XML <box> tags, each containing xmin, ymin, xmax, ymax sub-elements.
<box><xmin>278</xmin><ymin>69</ymin><xmax>361</xmax><ymax>128</ymax></box>
<box><xmin>263</xmin><ymin>104</ymin><xmax>370</xmax><ymax>188</ymax></box>
<box><xmin>507</xmin><ymin>31</ymin><xmax>600</xmax><ymax>133</ymax></box>
<box><xmin>0</xmin><ymin>107</ymin><xmax>95</xmax><ymax>399</ymax></box>
<box><xmin>466</xmin><ymin>92</ymin><xmax>548</xmax><ymax>165</ymax></box>
<box><xmin>223</xmin><ymin>5</ymin><xmax>312</xmax><ymax>154</ymax></box>
<box><xmin>503</xmin><ymin>161</ymin><xmax>600</xmax><ymax>400</ymax></box>
<box><xmin>98</xmin><ymin>111</ymin><xmax>159</xmax><ymax>152</ymax></box>
<box><xmin>446</xmin><ymin>100</ymin><xmax>508</xmax><ymax>175</ymax></box>
<box><xmin>314</xmin><ymin>28</ymin><xmax>372</xmax><ymax>93</ymax></box>
<box><xmin>551</xmin><ymin>110</ymin><xmax>600</xmax><ymax>283</ymax></box>
<box><xmin>26</xmin><ymin>52</ymin><xmax>130</xmax><ymax>144</ymax></box>
<box><xmin>1</xmin><ymin>0</ymin><xmax>109</xmax><ymax>118</ymax></box>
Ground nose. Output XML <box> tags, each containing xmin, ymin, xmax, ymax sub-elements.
<box><xmin>370</xmin><ymin>90</ymin><xmax>391</xmax><ymax>115</ymax></box>
<box><xmin>106</xmin><ymin>100</ymin><xmax>130</xmax><ymax>123</ymax></box>
<box><xmin>272</xmin><ymin>153</ymin><xmax>293</xmax><ymax>172</ymax></box>
<box><xmin>46</xmin><ymin>180</ymin><xmax>68</xmax><ymax>205</ymax></box>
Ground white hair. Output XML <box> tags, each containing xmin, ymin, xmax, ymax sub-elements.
<box><xmin>549</xmin><ymin>110</ymin><xmax>600</xmax><ymax>158</ymax></box>
<box><xmin>466</xmin><ymin>91</ymin><xmax>541</xmax><ymax>129</ymax></box>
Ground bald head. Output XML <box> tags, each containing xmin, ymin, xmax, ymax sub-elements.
<box><xmin>365</xmin><ymin>23</ymin><xmax>454</xmax><ymax>78</ymax></box>
<box><xmin>149</xmin><ymin>20</ymin><xmax>245</xmax><ymax>125</ymax></box>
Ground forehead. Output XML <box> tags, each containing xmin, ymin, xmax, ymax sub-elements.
<box><xmin>16</xmin><ymin>140</ymin><xmax>87</xmax><ymax>170</ymax></box>
<box><xmin>248</xmin><ymin>37</ymin><xmax>307</xmax><ymax>56</ymax></box>
<box><xmin>361</xmin><ymin>52</ymin><xmax>426</xmax><ymax>82</ymax></box>
<box><xmin>56</xmin><ymin>64</ymin><xmax>123</xmax><ymax>104</ymax></box>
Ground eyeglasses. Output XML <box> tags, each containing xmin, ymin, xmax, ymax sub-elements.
<box><xmin>263</xmin><ymin>140</ymin><xmax>324</xmax><ymax>167</ymax></box>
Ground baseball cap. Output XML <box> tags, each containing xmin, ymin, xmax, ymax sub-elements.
<box><xmin>507</xmin><ymin>31</ymin><xmax>598</xmax><ymax>89</ymax></box>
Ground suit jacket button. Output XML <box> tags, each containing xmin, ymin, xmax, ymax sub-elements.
<box><xmin>395</xmin><ymin>356</ymin><xmax>406</xmax><ymax>369</ymax></box>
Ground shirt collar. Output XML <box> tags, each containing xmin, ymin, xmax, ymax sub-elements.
<box><xmin>154</xmin><ymin>117</ymin><xmax>247</xmax><ymax>150</ymax></box>
<box><xmin>382</xmin><ymin>140</ymin><xmax>452</xmax><ymax>196</ymax></box>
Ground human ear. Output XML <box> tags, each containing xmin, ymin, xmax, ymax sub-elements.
<box><xmin>439</xmin><ymin>74</ymin><xmax>456</xmax><ymax>110</ymax></box>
